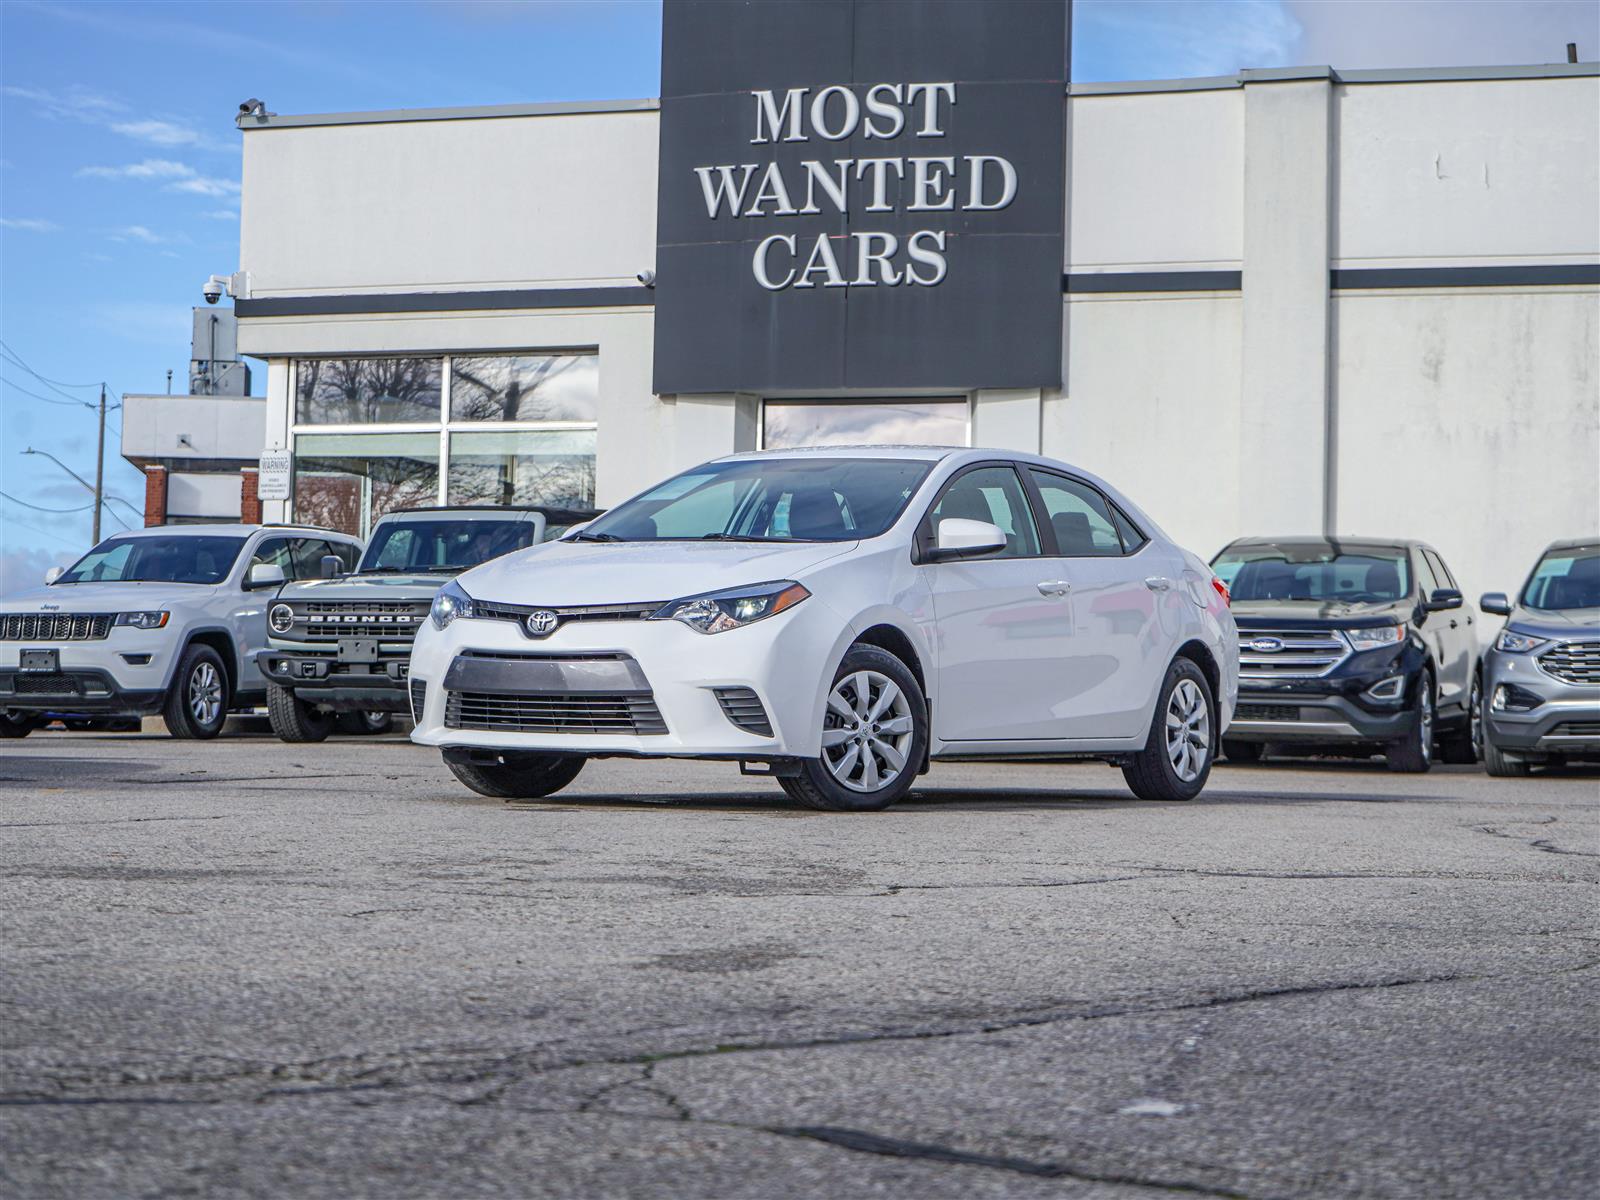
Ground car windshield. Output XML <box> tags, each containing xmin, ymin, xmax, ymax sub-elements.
<box><xmin>1214</xmin><ymin>543</ymin><xmax>1411</xmax><ymax>603</ymax></box>
<box><xmin>358</xmin><ymin>518</ymin><xmax>537</xmax><ymax>573</ymax></box>
<box><xmin>1521</xmin><ymin>546</ymin><xmax>1600</xmax><ymax>611</ymax></box>
<box><xmin>57</xmin><ymin>535</ymin><xmax>247</xmax><ymax>585</ymax></box>
<box><xmin>577</xmin><ymin>457</ymin><xmax>933</xmax><ymax>543</ymax></box>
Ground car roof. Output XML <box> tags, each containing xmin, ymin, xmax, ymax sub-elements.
<box><xmin>102</xmin><ymin>523</ymin><xmax>354</xmax><ymax>540</ymax></box>
<box><xmin>1225</xmin><ymin>535</ymin><xmax>1426</xmax><ymax>551</ymax></box>
<box><xmin>1544</xmin><ymin>537</ymin><xmax>1599</xmax><ymax>553</ymax></box>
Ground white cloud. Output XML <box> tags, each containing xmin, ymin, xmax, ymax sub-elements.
<box><xmin>0</xmin><ymin>217</ymin><xmax>61</xmax><ymax>233</ymax></box>
<box><xmin>167</xmin><ymin>175</ymin><xmax>241</xmax><ymax>197</ymax></box>
<box><xmin>78</xmin><ymin>158</ymin><xmax>196</xmax><ymax>181</ymax></box>
<box><xmin>111</xmin><ymin>118</ymin><xmax>202</xmax><ymax>147</ymax></box>
<box><xmin>109</xmin><ymin>225</ymin><xmax>178</xmax><ymax>245</ymax></box>
<box><xmin>0</xmin><ymin>545</ymin><xmax>77</xmax><ymax>596</ymax></box>
<box><xmin>200</xmin><ymin>209</ymin><xmax>240</xmax><ymax>221</ymax></box>
<box><xmin>2</xmin><ymin>83</ymin><xmax>125</xmax><ymax>122</ymax></box>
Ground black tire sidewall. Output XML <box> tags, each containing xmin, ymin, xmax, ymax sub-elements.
<box><xmin>165</xmin><ymin>645</ymin><xmax>228</xmax><ymax>739</ymax></box>
<box><xmin>795</xmin><ymin>644</ymin><xmax>927</xmax><ymax>812</ymax></box>
<box><xmin>1127</xmin><ymin>658</ymin><xmax>1215</xmax><ymax>801</ymax></box>
<box><xmin>446</xmin><ymin>753</ymin><xmax>585</xmax><ymax>799</ymax></box>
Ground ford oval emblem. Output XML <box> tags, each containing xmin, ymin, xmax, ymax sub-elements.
<box><xmin>1250</xmin><ymin>636</ymin><xmax>1284</xmax><ymax>653</ymax></box>
<box><xmin>525</xmin><ymin>610</ymin><xmax>559</xmax><ymax>637</ymax></box>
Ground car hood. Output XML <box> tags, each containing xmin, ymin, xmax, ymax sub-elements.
<box><xmin>1507</xmin><ymin>606</ymin><xmax>1600</xmax><ymax>640</ymax></box>
<box><xmin>1230</xmin><ymin>597</ymin><xmax>1412</xmax><ymax>628</ymax></box>
<box><xmin>278</xmin><ymin>574</ymin><xmax>450</xmax><ymax>603</ymax></box>
<box><xmin>456</xmin><ymin>539</ymin><xmax>860</xmax><ymax>606</ymax></box>
<box><xmin>0</xmin><ymin>582</ymin><xmax>217</xmax><ymax>612</ymax></box>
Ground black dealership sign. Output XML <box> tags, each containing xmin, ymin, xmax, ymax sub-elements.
<box><xmin>653</xmin><ymin>0</ymin><xmax>1069</xmax><ymax>395</ymax></box>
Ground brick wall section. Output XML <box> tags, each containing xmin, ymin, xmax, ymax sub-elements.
<box><xmin>240</xmin><ymin>468</ymin><xmax>261</xmax><ymax>526</ymax></box>
<box><xmin>143</xmin><ymin>466</ymin><xmax>167</xmax><ymax>527</ymax></box>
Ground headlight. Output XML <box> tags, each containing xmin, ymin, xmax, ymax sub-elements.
<box><xmin>1345</xmin><ymin>624</ymin><xmax>1404</xmax><ymax>652</ymax></box>
<box><xmin>650</xmin><ymin>581</ymin><xmax>809</xmax><ymax>634</ymax></box>
<box><xmin>430</xmin><ymin>579</ymin><xmax>476</xmax><ymax>630</ymax></box>
<box><xmin>114</xmin><ymin>611</ymin><xmax>169</xmax><ymax>630</ymax></box>
<box><xmin>268</xmin><ymin>604</ymin><xmax>295</xmax><ymax>635</ymax></box>
<box><xmin>1495</xmin><ymin>629</ymin><xmax>1547</xmax><ymax>654</ymax></box>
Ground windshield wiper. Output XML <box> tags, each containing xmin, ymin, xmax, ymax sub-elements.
<box><xmin>564</xmin><ymin>531</ymin><xmax>624</xmax><ymax>542</ymax></box>
<box><xmin>699</xmin><ymin>533</ymin><xmax>806</xmax><ymax>542</ymax></box>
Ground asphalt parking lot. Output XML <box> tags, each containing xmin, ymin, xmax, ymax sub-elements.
<box><xmin>1</xmin><ymin>730</ymin><xmax>1595</xmax><ymax>1200</ymax></box>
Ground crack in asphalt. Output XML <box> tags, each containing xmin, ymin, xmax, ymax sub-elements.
<box><xmin>1474</xmin><ymin>819</ymin><xmax>1599</xmax><ymax>859</ymax></box>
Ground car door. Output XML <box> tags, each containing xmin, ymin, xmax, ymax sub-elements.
<box><xmin>1423</xmin><ymin>547</ymin><xmax>1473</xmax><ymax>712</ymax></box>
<box><xmin>1025</xmin><ymin>469</ymin><xmax>1173</xmax><ymax>739</ymax></box>
<box><xmin>231</xmin><ymin>535</ymin><xmax>295</xmax><ymax>693</ymax></box>
<box><xmin>922</xmin><ymin>464</ymin><xmax>1075</xmax><ymax>742</ymax></box>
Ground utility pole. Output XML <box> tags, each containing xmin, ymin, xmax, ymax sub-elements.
<box><xmin>92</xmin><ymin>383</ymin><xmax>107</xmax><ymax>544</ymax></box>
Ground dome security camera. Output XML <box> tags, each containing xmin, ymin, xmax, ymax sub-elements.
<box><xmin>636</xmin><ymin>269</ymin><xmax>656</xmax><ymax>288</ymax></box>
<box><xmin>202</xmin><ymin>273</ymin><xmax>230</xmax><ymax>304</ymax></box>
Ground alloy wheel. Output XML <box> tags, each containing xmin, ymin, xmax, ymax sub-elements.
<box><xmin>821</xmin><ymin>670</ymin><xmax>915</xmax><ymax>793</ymax></box>
<box><xmin>189</xmin><ymin>661</ymin><xmax>223</xmax><ymax>727</ymax></box>
<box><xmin>1420</xmin><ymin>683</ymin><xmax>1434</xmax><ymax>765</ymax></box>
<box><xmin>1165</xmin><ymin>677</ymin><xmax>1210</xmax><ymax>783</ymax></box>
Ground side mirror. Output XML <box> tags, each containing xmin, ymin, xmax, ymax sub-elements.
<box><xmin>1479</xmin><ymin>591</ymin><xmax>1512</xmax><ymax>617</ymax></box>
<box><xmin>247</xmin><ymin>562</ymin><xmax>286</xmax><ymax>590</ymax></box>
<box><xmin>929</xmin><ymin>518</ymin><xmax>1008</xmax><ymax>561</ymax></box>
<box><xmin>43</xmin><ymin>566</ymin><xmax>64</xmax><ymax>585</ymax></box>
<box><xmin>319</xmin><ymin>554</ymin><xmax>344</xmax><ymax>579</ymax></box>
<box><xmin>1425</xmin><ymin>587</ymin><xmax>1464</xmax><ymax>612</ymax></box>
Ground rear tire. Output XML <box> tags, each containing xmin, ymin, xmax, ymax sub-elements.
<box><xmin>0</xmin><ymin>710</ymin><xmax>39</xmax><ymax>738</ymax></box>
<box><xmin>1482</xmin><ymin>734</ymin><xmax>1531</xmax><ymax>778</ymax></box>
<box><xmin>1438</xmin><ymin>676</ymin><xmax>1477</xmax><ymax>764</ymax></box>
<box><xmin>336</xmin><ymin>711</ymin><xmax>393</xmax><ymax>736</ymax></box>
<box><xmin>1122</xmin><ymin>657</ymin><xmax>1216</xmax><ymax>801</ymax></box>
<box><xmin>445</xmin><ymin>751</ymin><xmax>586</xmax><ymax>799</ymax></box>
<box><xmin>267</xmin><ymin>682</ymin><xmax>334</xmax><ymax>743</ymax></box>
<box><xmin>1221</xmin><ymin>738</ymin><xmax>1262</xmax><ymax>764</ymax></box>
<box><xmin>1385</xmin><ymin>673</ymin><xmax>1434</xmax><ymax>773</ymax></box>
<box><xmin>164</xmin><ymin>645</ymin><xmax>229</xmax><ymax>740</ymax></box>
<box><xmin>780</xmin><ymin>644</ymin><xmax>927</xmax><ymax>812</ymax></box>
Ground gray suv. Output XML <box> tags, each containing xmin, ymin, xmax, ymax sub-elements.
<box><xmin>255</xmin><ymin>507</ymin><xmax>594</xmax><ymax>742</ymax></box>
<box><xmin>1477</xmin><ymin>539</ymin><xmax>1600</xmax><ymax>775</ymax></box>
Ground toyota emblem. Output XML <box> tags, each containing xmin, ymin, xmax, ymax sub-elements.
<box><xmin>525</xmin><ymin>610</ymin><xmax>560</xmax><ymax>637</ymax></box>
<box><xmin>1249</xmin><ymin>636</ymin><xmax>1284</xmax><ymax>653</ymax></box>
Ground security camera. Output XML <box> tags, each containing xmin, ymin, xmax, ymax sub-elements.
<box><xmin>202</xmin><ymin>273</ymin><xmax>230</xmax><ymax>304</ymax></box>
<box><xmin>636</xmin><ymin>269</ymin><xmax>656</xmax><ymax>288</ymax></box>
<box><xmin>239</xmin><ymin>98</ymin><xmax>266</xmax><ymax>118</ymax></box>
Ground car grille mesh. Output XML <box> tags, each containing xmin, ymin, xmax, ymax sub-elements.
<box><xmin>713</xmin><ymin>687</ymin><xmax>773</xmax><ymax>736</ymax></box>
<box><xmin>409</xmin><ymin>678</ymin><xmax>427</xmax><ymax>722</ymax></box>
<box><xmin>1550</xmin><ymin>721</ymin><xmax>1600</xmax><ymax>737</ymax></box>
<box><xmin>475</xmin><ymin>600</ymin><xmax>662</xmax><ymax>628</ymax></box>
<box><xmin>297</xmin><ymin>602</ymin><xmax>429</xmax><ymax>641</ymax></box>
<box><xmin>444</xmin><ymin>691</ymin><xmax>668</xmax><ymax>735</ymax></box>
<box><xmin>1538</xmin><ymin>641</ymin><xmax>1600</xmax><ymax>685</ymax></box>
<box><xmin>1</xmin><ymin>613</ymin><xmax>113</xmax><ymax>641</ymax></box>
<box><xmin>1234</xmin><ymin>703</ymin><xmax>1301</xmax><ymax>722</ymax></box>
<box><xmin>1236</xmin><ymin>628</ymin><xmax>1350</xmax><ymax>679</ymax></box>
<box><xmin>11</xmin><ymin>673</ymin><xmax>80</xmax><ymax>695</ymax></box>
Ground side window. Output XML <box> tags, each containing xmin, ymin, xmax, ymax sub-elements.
<box><xmin>1424</xmin><ymin>549</ymin><xmax>1456</xmax><ymax>591</ymax></box>
<box><xmin>249</xmin><ymin>537</ymin><xmax>295</xmax><ymax>579</ymax></box>
<box><xmin>928</xmin><ymin>466</ymin><xmax>1040</xmax><ymax>559</ymax></box>
<box><xmin>290</xmin><ymin>539</ymin><xmax>337</xmax><ymax>580</ymax></box>
<box><xmin>1110</xmin><ymin>504</ymin><xmax>1146</xmax><ymax>553</ymax></box>
<box><xmin>1414</xmin><ymin>551</ymin><xmax>1441</xmax><ymax>597</ymax></box>
<box><xmin>1028</xmin><ymin>471</ymin><xmax>1123</xmax><ymax>557</ymax></box>
<box><xmin>331</xmin><ymin>541</ymin><xmax>360</xmax><ymax>571</ymax></box>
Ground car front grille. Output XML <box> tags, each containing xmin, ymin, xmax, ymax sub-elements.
<box><xmin>714</xmin><ymin>686</ymin><xmax>773</xmax><ymax>736</ymax></box>
<box><xmin>11</xmin><ymin>673</ymin><xmax>81</xmax><ymax>695</ymax></box>
<box><xmin>297</xmin><ymin>602</ymin><xmax>430</xmax><ymax>641</ymax></box>
<box><xmin>1236</xmin><ymin>628</ymin><xmax>1350</xmax><ymax>679</ymax></box>
<box><xmin>444</xmin><ymin>691</ymin><xmax>668</xmax><ymax>735</ymax></box>
<box><xmin>1234</xmin><ymin>703</ymin><xmax>1300</xmax><ymax>722</ymax></box>
<box><xmin>409</xmin><ymin>678</ymin><xmax>427</xmax><ymax>722</ymax></box>
<box><xmin>1</xmin><ymin>613</ymin><xmax>113</xmax><ymax>641</ymax></box>
<box><xmin>474</xmin><ymin>599</ymin><xmax>663</xmax><ymax>634</ymax></box>
<box><xmin>1549</xmin><ymin>721</ymin><xmax>1600</xmax><ymax>737</ymax></box>
<box><xmin>1538</xmin><ymin>641</ymin><xmax>1600</xmax><ymax>685</ymax></box>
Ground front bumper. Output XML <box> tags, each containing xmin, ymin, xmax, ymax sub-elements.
<box><xmin>1226</xmin><ymin>641</ymin><xmax>1422</xmax><ymax>744</ymax></box>
<box><xmin>254</xmin><ymin>644</ymin><xmax>413</xmax><ymax>713</ymax></box>
<box><xmin>0</xmin><ymin>633</ymin><xmax>175</xmax><ymax>716</ymax></box>
<box><xmin>0</xmin><ymin>667</ymin><xmax>165</xmax><ymax>716</ymax></box>
<box><xmin>1482</xmin><ymin>647</ymin><xmax>1600</xmax><ymax>754</ymax></box>
<box><xmin>408</xmin><ymin>597</ymin><xmax>850</xmax><ymax>759</ymax></box>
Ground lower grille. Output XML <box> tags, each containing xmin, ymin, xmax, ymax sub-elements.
<box><xmin>1</xmin><ymin>613</ymin><xmax>113</xmax><ymax>641</ymax></box>
<box><xmin>714</xmin><ymin>686</ymin><xmax>773</xmax><ymax>736</ymax></box>
<box><xmin>1538</xmin><ymin>641</ymin><xmax>1600</xmax><ymax>685</ymax></box>
<box><xmin>12</xmin><ymin>673</ymin><xmax>80</xmax><ymax>695</ymax></box>
<box><xmin>1550</xmin><ymin>721</ymin><xmax>1600</xmax><ymax>737</ymax></box>
<box><xmin>409</xmin><ymin>678</ymin><xmax>427</xmax><ymax>722</ymax></box>
<box><xmin>445</xmin><ymin>691</ymin><xmax>667</xmax><ymax>735</ymax></box>
<box><xmin>1235</xmin><ymin>703</ymin><xmax>1300</xmax><ymax>722</ymax></box>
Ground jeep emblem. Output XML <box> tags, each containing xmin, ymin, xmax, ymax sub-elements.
<box><xmin>525</xmin><ymin>610</ymin><xmax>560</xmax><ymax>637</ymax></box>
<box><xmin>1249</xmin><ymin>637</ymin><xmax>1284</xmax><ymax>653</ymax></box>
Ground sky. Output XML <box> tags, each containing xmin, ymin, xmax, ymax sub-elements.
<box><xmin>2</xmin><ymin>0</ymin><xmax>1595</xmax><ymax>591</ymax></box>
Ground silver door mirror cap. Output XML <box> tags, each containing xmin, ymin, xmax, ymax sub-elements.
<box><xmin>247</xmin><ymin>562</ymin><xmax>287</xmax><ymax>589</ymax></box>
<box><xmin>43</xmin><ymin>566</ymin><xmax>64</xmax><ymax>585</ymax></box>
<box><xmin>931</xmin><ymin>517</ymin><xmax>1008</xmax><ymax>560</ymax></box>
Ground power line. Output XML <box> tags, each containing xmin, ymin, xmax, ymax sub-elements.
<box><xmin>1</xmin><ymin>375</ymin><xmax>98</xmax><ymax>410</ymax></box>
<box><xmin>0</xmin><ymin>490</ymin><xmax>95</xmax><ymax>514</ymax></box>
<box><xmin>0</xmin><ymin>338</ymin><xmax>103</xmax><ymax>391</ymax></box>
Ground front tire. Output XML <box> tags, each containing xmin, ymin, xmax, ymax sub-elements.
<box><xmin>444</xmin><ymin>751</ymin><xmax>586</xmax><ymax>799</ymax></box>
<box><xmin>336</xmin><ymin>711</ymin><xmax>393</xmax><ymax>735</ymax></box>
<box><xmin>163</xmin><ymin>645</ymin><xmax>229</xmax><ymax>740</ymax></box>
<box><xmin>1438</xmin><ymin>675</ymin><xmax>1478</xmax><ymax>765</ymax></box>
<box><xmin>779</xmin><ymin>644</ymin><xmax>927</xmax><ymax>812</ymax></box>
<box><xmin>1123</xmin><ymin>657</ymin><xmax>1216</xmax><ymax>801</ymax></box>
<box><xmin>0</xmin><ymin>710</ymin><xmax>39</xmax><ymax>738</ymax></box>
<box><xmin>267</xmin><ymin>682</ymin><xmax>334</xmax><ymax>743</ymax></box>
<box><xmin>1385</xmin><ymin>672</ymin><xmax>1435</xmax><ymax>773</ymax></box>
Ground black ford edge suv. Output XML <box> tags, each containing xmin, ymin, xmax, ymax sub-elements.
<box><xmin>1212</xmin><ymin>537</ymin><xmax>1478</xmax><ymax>772</ymax></box>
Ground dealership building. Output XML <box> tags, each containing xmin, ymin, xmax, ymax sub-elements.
<box><xmin>199</xmin><ymin>0</ymin><xmax>1597</xmax><ymax>602</ymax></box>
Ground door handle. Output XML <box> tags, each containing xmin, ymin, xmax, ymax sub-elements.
<box><xmin>1449</xmin><ymin>619</ymin><xmax>1459</xmax><ymax>629</ymax></box>
<box><xmin>1037</xmin><ymin>580</ymin><xmax>1071</xmax><ymax>596</ymax></box>
<box><xmin>1144</xmin><ymin>577</ymin><xmax>1172</xmax><ymax>592</ymax></box>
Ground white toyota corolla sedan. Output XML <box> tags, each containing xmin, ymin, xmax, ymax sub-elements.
<box><xmin>409</xmin><ymin>448</ymin><xmax>1237</xmax><ymax>811</ymax></box>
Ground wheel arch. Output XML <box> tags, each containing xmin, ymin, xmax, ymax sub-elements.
<box><xmin>180</xmin><ymin>627</ymin><xmax>240</xmax><ymax>700</ymax></box>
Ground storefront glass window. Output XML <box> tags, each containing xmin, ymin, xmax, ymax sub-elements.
<box><xmin>292</xmin><ymin>432</ymin><xmax>441</xmax><ymax>537</ymax></box>
<box><xmin>296</xmin><ymin>357</ymin><xmax>442</xmax><ymax>425</ymax></box>
<box><xmin>447</xmin><ymin>429</ymin><xmax>597</xmax><ymax>510</ymax></box>
<box><xmin>450</xmin><ymin>354</ymin><xmax>598</xmax><ymax>422</ymax></box>
<box><xmin>763</xmin><ymin>399</ymin><xmax>967</xmax><ymax>450</ymax></box>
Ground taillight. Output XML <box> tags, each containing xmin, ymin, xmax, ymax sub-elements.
<box><xmin>1211</xmin><ymin>576</ymin><xmax>1231</xmax><ymax>605</ymax></box>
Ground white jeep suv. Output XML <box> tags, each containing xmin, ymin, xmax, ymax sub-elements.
<box><xmin>410</xmin><ymin>448</ymin><xmax>1238</xmax><ymax>809</ymax></box>
<box><xmin>0</xmin><ymin>524</ymin><xmax>360</xmax><ymax>738</ymax></box>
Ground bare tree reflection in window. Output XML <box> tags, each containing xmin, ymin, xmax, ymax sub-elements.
<box><xmin>450</xmin><ymin>355</ymin><xmax>597</xmax><ymax>422</ymax></box>
<box><xmin>296</xmin><ymin>358</ymin><xmax>443</xmax><ymax>425</ymax></box>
